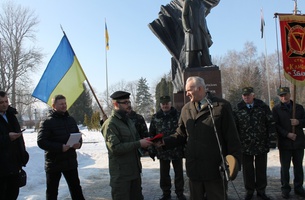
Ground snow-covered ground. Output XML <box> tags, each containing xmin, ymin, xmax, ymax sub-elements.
<box><xmin>18</xmin><ymin>128</ymin><xmax>304</xmax><ymax>199</ymax></box>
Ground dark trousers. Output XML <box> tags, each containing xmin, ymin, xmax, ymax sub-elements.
<box><xmin>111</xmin><ymin>177</ymin><xmax>143</xmax><ymax>200</ymax></box>
<box><xmin>242</xmin><ymin>153</ymin><xmax>267</xmax><ymax>194</ymax></box>
<box><xmin>46</xmin><ymin>168</ymin><xmax>85</xmax><ymax>200</ymax></box>
<box><xmin>189</xmin><ymin>178</ymin><xmax>226</xmax><ymax>200</ymax></box>
<box><xmin>159</xmin><ymin>159</ymin><xmax>184</xmax><ymax>196</ymax></box>
<box><xmin>279</xmin><ymin>149</ymin><xmax>304</xmax><ymax>193</ymax></box>
<box><xmin>0</xmin><ymin>173</ymin><xmax>19</xmax><ymax>200</ymax></box>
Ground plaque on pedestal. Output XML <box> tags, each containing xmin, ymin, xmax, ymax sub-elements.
<box><xmin>173</xmin><ymin>66</ymin><xmax>222</xmax><ymax>111</ymax></box>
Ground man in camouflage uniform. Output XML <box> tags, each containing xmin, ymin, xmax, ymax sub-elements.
<box><xmin>127</xmin><ymin>107</ymin><xmax>148</xmax><ymax>139</ymax></box>
<box><xmin>127</xmin><ymin>107</ymin><xmax>148</xmax><ymax>156</ymax></box>
<box><xmin>233</xmin><ymin>87</ymin><xmax>276</xmax><ymax>200</ymax></box>
<box><xmin>149</xmin><ymin>96</ymin><xmax>186</xmax><ymax>200</ymax></box>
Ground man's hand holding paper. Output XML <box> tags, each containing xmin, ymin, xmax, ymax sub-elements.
<box><xmin>66</xmin><ymin>133</ymin><xmax>82</xmax><ymax>147</ymax></box>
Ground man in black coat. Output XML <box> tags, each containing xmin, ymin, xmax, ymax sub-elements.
<box><xmin>272</xmin><ymin>87</ymin><xmax>305</xmax><ymax>199</ymax></box>
<box><xmin>0</xmin><ymin>91</ymin><xmax>28</xmax><ymax>200</ymax></box>
<box><xmin>37</xmin><ymin>94</ymin><xmax>85</xmax><ymax>200</ymax></box>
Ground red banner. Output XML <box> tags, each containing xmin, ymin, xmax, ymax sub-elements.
<box><xmin>279</xmin><ymin>15</ymin><xmax>305</xmax><ymax>86</ymax></box>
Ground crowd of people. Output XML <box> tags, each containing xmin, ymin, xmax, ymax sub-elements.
<box><xmin>1</xmin><ymin>75</ymin><xmax>305</xmax><ymax>200</ymax></box>
<box><xmin>101</xmin><ymin>76</ymin><xmax>305</xmax><ymax>200</ymax></box>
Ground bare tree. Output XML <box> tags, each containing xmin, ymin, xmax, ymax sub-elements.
<box><xmin>100</xmin><ymin>80</ymin><xmax>138</xmax><ymax>116</ymax></box>
<box><xmin>215</xmin><ymin>41</ymin><xmax>275</xmax><ymax>107</ymax></box>
<box><xmin>0</xmin><ymin>1</ymin><xmax>42</xmax><ymax>107</ymax></box>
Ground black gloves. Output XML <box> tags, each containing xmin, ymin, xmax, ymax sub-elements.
<box><xmin>147</xmin><ymin>146</ymin><xmax>157</xmax><ymax>161</ymax></box>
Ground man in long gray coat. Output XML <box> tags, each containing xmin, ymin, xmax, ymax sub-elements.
<box><xmin>159</xmin><ymin>76</ymin><xmax>241</xmax><ymax>200</ymax></box>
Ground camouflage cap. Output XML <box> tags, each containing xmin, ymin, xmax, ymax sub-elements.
<box><xmin>277</xmin><ymin>87</ymin><xmax>290</xmax><ymax>96</ymax></box>
<box><xmin>160</xmin><ymin>95</ymin><xmax>171</xmax><ymax>103</ymax></box>
<box><xmin>242</xmin><ymin>87</ymin><xmax>254</xmax><ymax>95</ymax></box>
<box><xmin>110</xmin><ymin>91</ymin><xmax>130</xmax><ymax>100</ymax></box>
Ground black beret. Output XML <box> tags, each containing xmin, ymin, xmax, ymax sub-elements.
<box><xmin>110</xmin><ymin>91</ymin><xmax>130</xmax><ymax>100</ymax></box>
<box><xmin>160</xmin><ymin>95</ymin><xmax>171</xmax><ymax>103</ymax></box>
<box><xmin>242</xmin><ymin>87</ymin><xmax>254</xmax><ymax>95</ymax></box>
<box><xmin>277</xmin><ymin>87</ymin><xmax>290</xmax><ymax>96</ymax></box>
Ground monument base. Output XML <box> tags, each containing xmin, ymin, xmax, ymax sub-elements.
<box><xmin>173</xmin><ymin>66</ymin><xmax>222</xmax><ymax>111</ymax></box>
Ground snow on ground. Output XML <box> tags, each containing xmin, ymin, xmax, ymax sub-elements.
<box><xmin>18</xmin><ymin>128</ymin><xmax>304</xmax><ymax>199</ymax></box>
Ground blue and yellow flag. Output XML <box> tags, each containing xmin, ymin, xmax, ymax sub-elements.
<box><xmin>105</xmin><ymin>22</ymin><xmax>109</xmax><ymax>50</ymax></box>
<box><xmin>32</xmin><ymin>35</ymin><xmax>86</xmax><ymax>109</ymax></box>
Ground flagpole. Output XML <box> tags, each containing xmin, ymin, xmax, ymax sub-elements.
<box><xmin>292</xmin><ymin>0</ymin><xmax>298</xmax><ymax>134</ymax></box>
<box><xmin>261</xmin><ymin>9</ymin><xmax>271</xmax><ymax>107</ymax></box>
<box><xmin>264</xmin><ymin>32</ymin><xmax>271</xmax><ymax>108</ymax></box>
<box><xmin>60</xmin><ymin>26</ymin><xmax>106</xmax><ymax>116</ymax></box>
<box><xmin>105</xmin><ymin>18</ymin><xmax>109</xmax><ymax>101</ymax></box>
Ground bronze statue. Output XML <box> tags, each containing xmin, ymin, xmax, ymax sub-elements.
<box><xmin>149</xmin><ymin>0</ymin><xmax>220</xmax><ymax>92</ymax></box>
<box><xmin>182</xmin><ymin>0</ymin><xmax>213</xmax><ymax>68</ymax></box>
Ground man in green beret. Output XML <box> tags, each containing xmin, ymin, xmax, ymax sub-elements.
<box><xmin>101</xmin><ymin>91</ymin><xmax>153</xmax><ymax>200</ymax></box>
<box><xmin>272</xmin><ymin>87</ymin><xmax>305</xmax><ymax>199</ymax></box>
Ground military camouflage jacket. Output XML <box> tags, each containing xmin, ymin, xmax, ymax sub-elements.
<box><xmin>233</xmin><ymin>98</ymin><xmax>276</xmax><ymax>155</ymax></box>
<box><xmin>127</xmin><ymin>110</ymin><xmax>148</xmax><ymax>139</ymax></box>
<box><xmin>149</xmin><ymin>107</ymin><xmax>183</xmax><ymax>160</ymax></box>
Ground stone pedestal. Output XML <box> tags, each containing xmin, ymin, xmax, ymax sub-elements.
<box><xmin>173</xmin><ymin>66</ymin><xmax>222</xmax><ymax>111</ymax></box>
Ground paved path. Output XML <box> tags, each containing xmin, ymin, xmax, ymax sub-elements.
<box><xmin>227</xmin><ymin>172</ymin><xmax>305</xmax><ymax>200</ymax></box>
<box><xmin>79</xmin><ymin>156</ymin><xmax>305</xmax><ymax>200</ymax></box>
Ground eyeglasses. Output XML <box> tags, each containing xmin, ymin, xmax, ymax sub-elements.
<box><xmin>117</xmin><ymin>101</ymin><xmax>131</xmax><ymax>105</ymax></box>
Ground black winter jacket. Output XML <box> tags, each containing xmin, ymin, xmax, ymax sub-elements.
<box><xmin>37</xmin><ymin>110</ymin><xmax>82</xmax><ymax>172</ymax></box>
<box><xmin>272</xmin><ymin>100</ymin><xmax>305</xmax><ymax>150</ymax></box>
<box><xmin>0</xmin><ymin>106</ymin><xmax>28</xmax><ymax>176</ymax></box>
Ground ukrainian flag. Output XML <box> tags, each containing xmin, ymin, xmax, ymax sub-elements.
<box><xmin>32</xmin><ymin>35</ymin><xmax>86</xmax><ymax>109</ymax></box>
<box><xmin>105</xmin><ymin>22</ymin><xmax>109</xmax><ymax>50</ymax></box>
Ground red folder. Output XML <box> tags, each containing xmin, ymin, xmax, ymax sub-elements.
<box><xmin>147</xmin><ymin>133</ymin><xmax>163</xmax><ymax>142</ymax></box>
